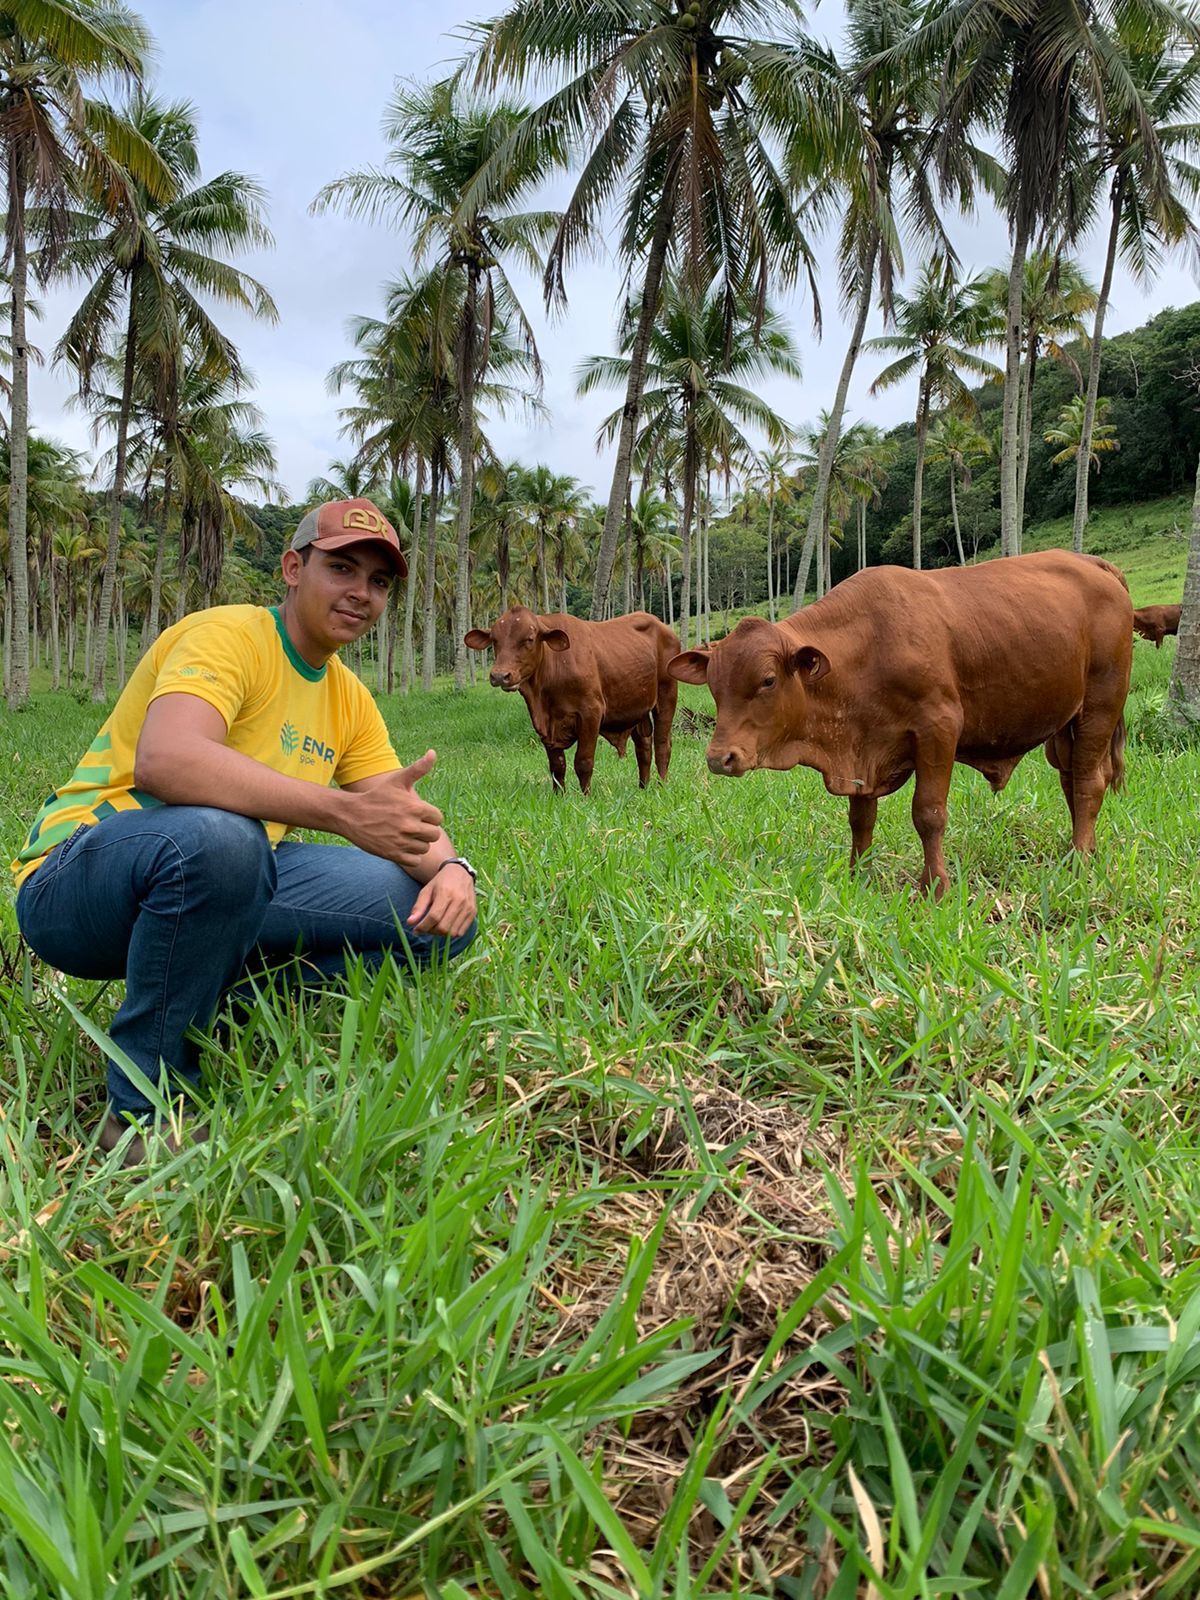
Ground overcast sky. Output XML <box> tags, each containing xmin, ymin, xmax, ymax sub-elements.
<box><xmin>25</xmin><ymin>0</ymin><xmax>1200</xmax><ymax>505</ymax></box>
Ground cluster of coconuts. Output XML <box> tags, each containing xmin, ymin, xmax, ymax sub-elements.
<box><xmin>675</xmin><ymin>0</ymin><xmax>703</xmax><ymax>28</ymax></box>
<box><xmin>456</xmin><ymin>238</ymin><xmax>498</xmax><ymax>270</ymax></box>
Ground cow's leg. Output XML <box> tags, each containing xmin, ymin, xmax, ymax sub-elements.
<box><xmin>653</xmin><ymin>678</ymin><xmax>677</xmax><ymax>780</ymax></box>
<box><xmin>1044</xmin><ymin>729</ymin><xmax>1077</xmax><ymax>829</ymax></box>
<box><xmin>545</xmin><ymin>744</ymin><xmax>567</xmax><ymax>792</ymax></box>
<box><xmin>911</xmin><ymin>757</ymin><xmax>954</xmax><ymax>898</ymax></box>
<box><xmin>1066</xmin><ymin>717</ymin><xmax>1118</xmax><ymax>853</ymax></box>
<box><xmin>632</xmin><ymin>716</ymin><xmax>654</xmax><ymax>788</ymax></box>
<box><xmin>574</xmin><ymin>720</ymin><xmax>600</xmax><ymax>795</ymax></box>
<box><xmin>848</xmin><ymin>795</ymin><xmax>878</xmax><ymax>869</ymax></box>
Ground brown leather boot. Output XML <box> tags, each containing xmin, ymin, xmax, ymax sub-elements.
<box><xmin>98</xmin><ymin>1110</ymin><xmax>209</xmax><ymax>1168</ymax></box>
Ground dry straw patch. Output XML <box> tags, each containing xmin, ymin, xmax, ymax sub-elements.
<box><xmin>530</xmin><ymin>1072</ymin><xmax>865</xmax><ymax>1576</ymax></box>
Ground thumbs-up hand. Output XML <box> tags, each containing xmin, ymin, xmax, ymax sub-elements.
<box><xmin>340</xmin><ymin>750</ymin><xmax>445</xmax><ymax>867</ymax></box>
<box><xmin>395</xmin><ymin>749</ymin><xmax>437</xmax><ymax>789</ymax></box>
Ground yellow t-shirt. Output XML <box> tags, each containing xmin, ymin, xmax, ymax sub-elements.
<box><xmin>12</xmin><ymin>605</ymin><xmax>399</xmax><ymax>888</ymax></box>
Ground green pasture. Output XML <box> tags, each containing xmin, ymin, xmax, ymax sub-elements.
<box><xmin>1</xmin><ymin>564</ymin><xmax>1199</xmax><ymax>1594</ymax></box>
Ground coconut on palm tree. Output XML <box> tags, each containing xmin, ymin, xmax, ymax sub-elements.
<box><xmin>472</xmin><ymin>0</ymin><xmax>851</xmax><ymax>621</ymax></box>
<box><xmin>51</xmin><ymin>90</ymin><xmax>276</xmax><ymax>698</ymax></box>
<box><xmin>866</xmin><ymin>260</ymin><xmax>998</xmax><ymax>570</ymax></box>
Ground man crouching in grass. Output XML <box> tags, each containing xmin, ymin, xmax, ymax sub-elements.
<box><xmin>11</xmin><ymin>498</ymin><xmax>478</xmax><ymax>1166</ymax></box>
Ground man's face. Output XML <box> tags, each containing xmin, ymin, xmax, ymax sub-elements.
<box><xmin>283</xmin><ymin>544</ymin><xmax>394</xmax><ymax>653</ymax></box>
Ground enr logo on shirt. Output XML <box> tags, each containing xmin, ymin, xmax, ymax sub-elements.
<box><xmin>301</xmin><ymin>736</ymin><xmax>336</xmax><ymax>767</ymax></box>
<box><xmin>280</xmin><ymin>722</ymin><xmax>336</xmax><ymax>767</ymax></box>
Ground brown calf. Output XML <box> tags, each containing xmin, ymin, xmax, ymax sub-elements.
<box><xmin>1132</xmin><ymin>603</ymin><xmax>1181</xmax><ymax>647</ymax></box>
<box><xmin>668</xmin><ymin>552</ymin><xmax>1132</xmax><ymax>896</ymax></box>
<box><xmin>466</xmin><ymin>607</ymin><xmax>680</xmax><ymax>793</ymax></box>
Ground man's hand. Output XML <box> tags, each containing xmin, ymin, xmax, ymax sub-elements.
<box><xmin>407</xmin><ymin>862</ymin><xmax>477</xmax><ymax>938</ymax></box>
<box><xmin>339</xmin><ymin>750</ymin><xmax>444</xmax><ymax>868</ymax></box>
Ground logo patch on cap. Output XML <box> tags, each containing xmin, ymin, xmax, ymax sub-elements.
<box><xmin>342</xmin><ymin>506</ymin><xmax>387</xmax><ymax>535</ymax></box>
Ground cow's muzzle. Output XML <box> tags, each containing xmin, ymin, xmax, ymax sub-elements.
<box><xmin>707</xmin><ymin>747</ymin><xmax>752</xmax><ymax>777</ymax></box>
<box><xmin>490</xmin><ymin>670</ymin><xmax>517</xmax><ymax>689</ymax></box>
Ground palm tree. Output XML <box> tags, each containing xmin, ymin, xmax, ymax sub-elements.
<box><xmin>1072</xmin><ymin>24</ymin><xmax>1200</xmax><ymax>550</ymax></box>
<box><xmin>897</xmin><ymin>0</ymin><xmax>1200</xmax><ymax>558</ymax></box>
<box><xmin>518</xmin><ymin>466</ymin><xmax>588</xmax><ymax>614</ymax></box>
<box><xmin>792</xmin><ymin>414</ymin><xmax>880</xmax><ymax>594</ymax></box>
<box><xmin>580</xmin><ymin>277</ymin><xmax>799</xmax><ymax>646</ymax></box>
<box><xmin>978</xmin><ymin>250</ymin><xmax>1097</xmax><ymax>530</ymax></box>
<box><xmin>751</xmin><ymin>449</ymin><xmax>798</xmax><ymax>621</ymax></box>
<box><xmin>866</xmin><ymin>261</ymin><xmax>998</xmax><ymax>570</ymax></box>
<box><xmin>472</xmin><ymin>0</ymin><xmax>852</xmax><ymax>622</ymax></box>
<box><xmin>52</xmin><ymin>90</ymin><xmax>276</xmax><ymax>699</ymax></box>
<box><xmin>0</xmin><ymin>0</ymin><xmax>162</xmax><ymax>707</ymax></box>
<box><xmin>313</xmin><ymin>76</ymin><xmax>557</xmax><ymax>690</ymax></box>
<box><xmin>795</xmin><ymin>0</ymin><xmax>1000</xmax><ymax>605</ymax></box>
<box><xmin>1045</xmin><ymin>393</ymin><xmax>1119</xmax><ymax>478</ymax></box>
<box><xmin>926</xmin><ymin>412</ymin><xmax>991</xmax><ymax>564</ymax></box>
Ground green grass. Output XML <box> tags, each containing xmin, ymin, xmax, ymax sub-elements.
<box><xmin>1</xmin><ymin>612</ymin><xmax>1199</xmax><ymax>1595</ymax></box>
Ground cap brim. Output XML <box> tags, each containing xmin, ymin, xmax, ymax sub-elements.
<box><xmin>309</xmin><ymin>531</ymin><xmax>407</xmax><ymax>579</ymax></box>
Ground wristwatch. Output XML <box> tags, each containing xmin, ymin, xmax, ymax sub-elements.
<box><xmin>437</xmin><ymin>856</ymin><xmax>477</xmax><ymax>883</ymax></box>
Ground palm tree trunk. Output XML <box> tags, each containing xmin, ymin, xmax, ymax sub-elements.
<box><xmin>590</xmin><ymin>195</ymin><xmax>675</xmax><ymax>618</ymax></box>
<box><xmin>702</xmin><ymin>472</ymin><xmax>713</xmax><ymax>645</ymax></box>
<box><xmin>116</xmin><ymin>585</ymin><xmax>128</xmax><ymax>690</ymax></box>
<box><xmin>665</xmin><ymin>547</ymin><xmax>674</xmax><ymax>628</ymax></box>
<box><xmin>2</xmin><ymin>582</ymin><xmax>10</xmax><ymax>697</ymax></box>
<box><xmin>678</xmin><ymin>428</ymin><xmax>697</xmax><ymax>651</ymax></box>
<box><xmin>537</xmin><ymin>517</ymin><xmax>548</xmax><ymax>613</ymax></box>
<box><xmin>912</xmin><ymin>379</ymin><xmax>930</xmax><ymax>571</ymax></box>
<box><xmin>49</xmin><ymin>561</ymin><xmax>61</xmax><ymax>690</ymax></box>
<box><xmin>92</xmin><ymin>285</ymin><xmax>138</xmax><ymax>701</ymax></box>
<box><xmin>1072</xmin><ymin>187</ymin><xmax>1122</xmax><ymax>553</ymax></box>
<box><xmin>1017</xmin><ymin>331</ymin><xmax>1038</xmax><ymax>535</ymax></box>
<box><xmin>858</xmin><ymin>498</ymin><xmax>866</xmax><ymax>571</ymax></box>
<box><xmin>1000</xmin><ymin>214</ymin><xmax>1030</xmax><ymax>558</ymax></box>
<box><xmin>144</xmin><ymin>462</ymin><xmax>171</xmax><ymax>655</ymax></box>
<box><xmin>421</xmin><ymin>455</ymin><xmax>443</xmax><ymax>691</ymax></box>
<box><xmin>6</xmin><ymin>163</ymin><xmax>31</xmax><ymax>709</ymax></box>
<box><xmin>766</xmin><ymin>489</ymin><xmax>776</xmax><ymax>622</ymax></box>
<box><xmin>696</xmin><ymin>491</ymin><xmax>704</xmax><ymax>640</ymax></box>
<box><xmin>453</xmin><ymin>274</ymin><xmax>479</xmax><ymax>691</ymax></box>
<box><xmin>67</xmin><ymin>569</ymin><xmax>77</xmax><ymax>679</ymax></box>
<box><xmin>557</xmin><ymin>532</ymin><xmax>568</xmax><ymax>613</ymax></box>
<box><xmin>400</xmin><ymin>455</ymin><xmax>424</xmax><ymax>693</ymax></box>
<box><xmin>1169</xmin><ymin>446</ymin><xmax>1200</xmax><ymax>725</ymax></box>
<box><xmin>950</xmin><ymin>467</ymin><xmax>967</xmax><ymax>565</ymax></box>
<box><xmin>795</xmin><ymin>233</ymin><xmax>879</xmax><ymax>609</ymax></box>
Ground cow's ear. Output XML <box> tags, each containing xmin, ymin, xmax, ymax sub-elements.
<box><xmin>464</xmin><ymin>629</ymin><xmax>493</xmax><ymax>651</ymax></box>
<box><xmin>541</xmin><ymin>628</ymin><xmax>571</xmax><ymax>652</ymax></box>
<box><xmin>790</xmin><ymin>645</ymin><xmax>830</xmax><ymax>682</ymax></box>
<box><xmin>668</xmin><ymin>650</ymin><xmax>711</xmax><ymax>684</ymax></box>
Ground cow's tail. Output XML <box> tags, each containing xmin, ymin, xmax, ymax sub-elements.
<box><xmin>1089</xmin><ymin>554</ymin><xmax>1131</xmax><ymax>592</ymax></box>
<box><xmin>1110</xmin><ymin>714</ymin><xmax>1127</xmax><ymax>792</ymax></box>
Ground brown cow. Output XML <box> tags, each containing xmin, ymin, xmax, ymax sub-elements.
<box><xmin>1132</xmin><ymin>603</ymin><xmax>1181</xmax><ymax>647</ymax></box>
<box><xmin>668</xmin><ymin>552</ymin><xmax>1132</xmax><ymax>896</ymax></box>
<box><xmin>465</xmin><ymin>607</ymin><xmax>680</xmax><ymax>793</ymax></box>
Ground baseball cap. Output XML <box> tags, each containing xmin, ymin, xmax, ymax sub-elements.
<box><xmin>290</xmin><ymin>497</ymin><xmax>407</xmax><ymax>578</ymax></box>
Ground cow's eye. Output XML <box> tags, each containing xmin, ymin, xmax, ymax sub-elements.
<box><xmin>762</xmin><ymin>675</ymin><xmax>776</xmax><ymax>690</ymax></box>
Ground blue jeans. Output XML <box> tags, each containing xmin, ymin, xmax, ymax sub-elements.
<box><xmin>15</xmin><ymin>807</ymin><xmax>477</xmax><ymax>1119</ymax></box>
